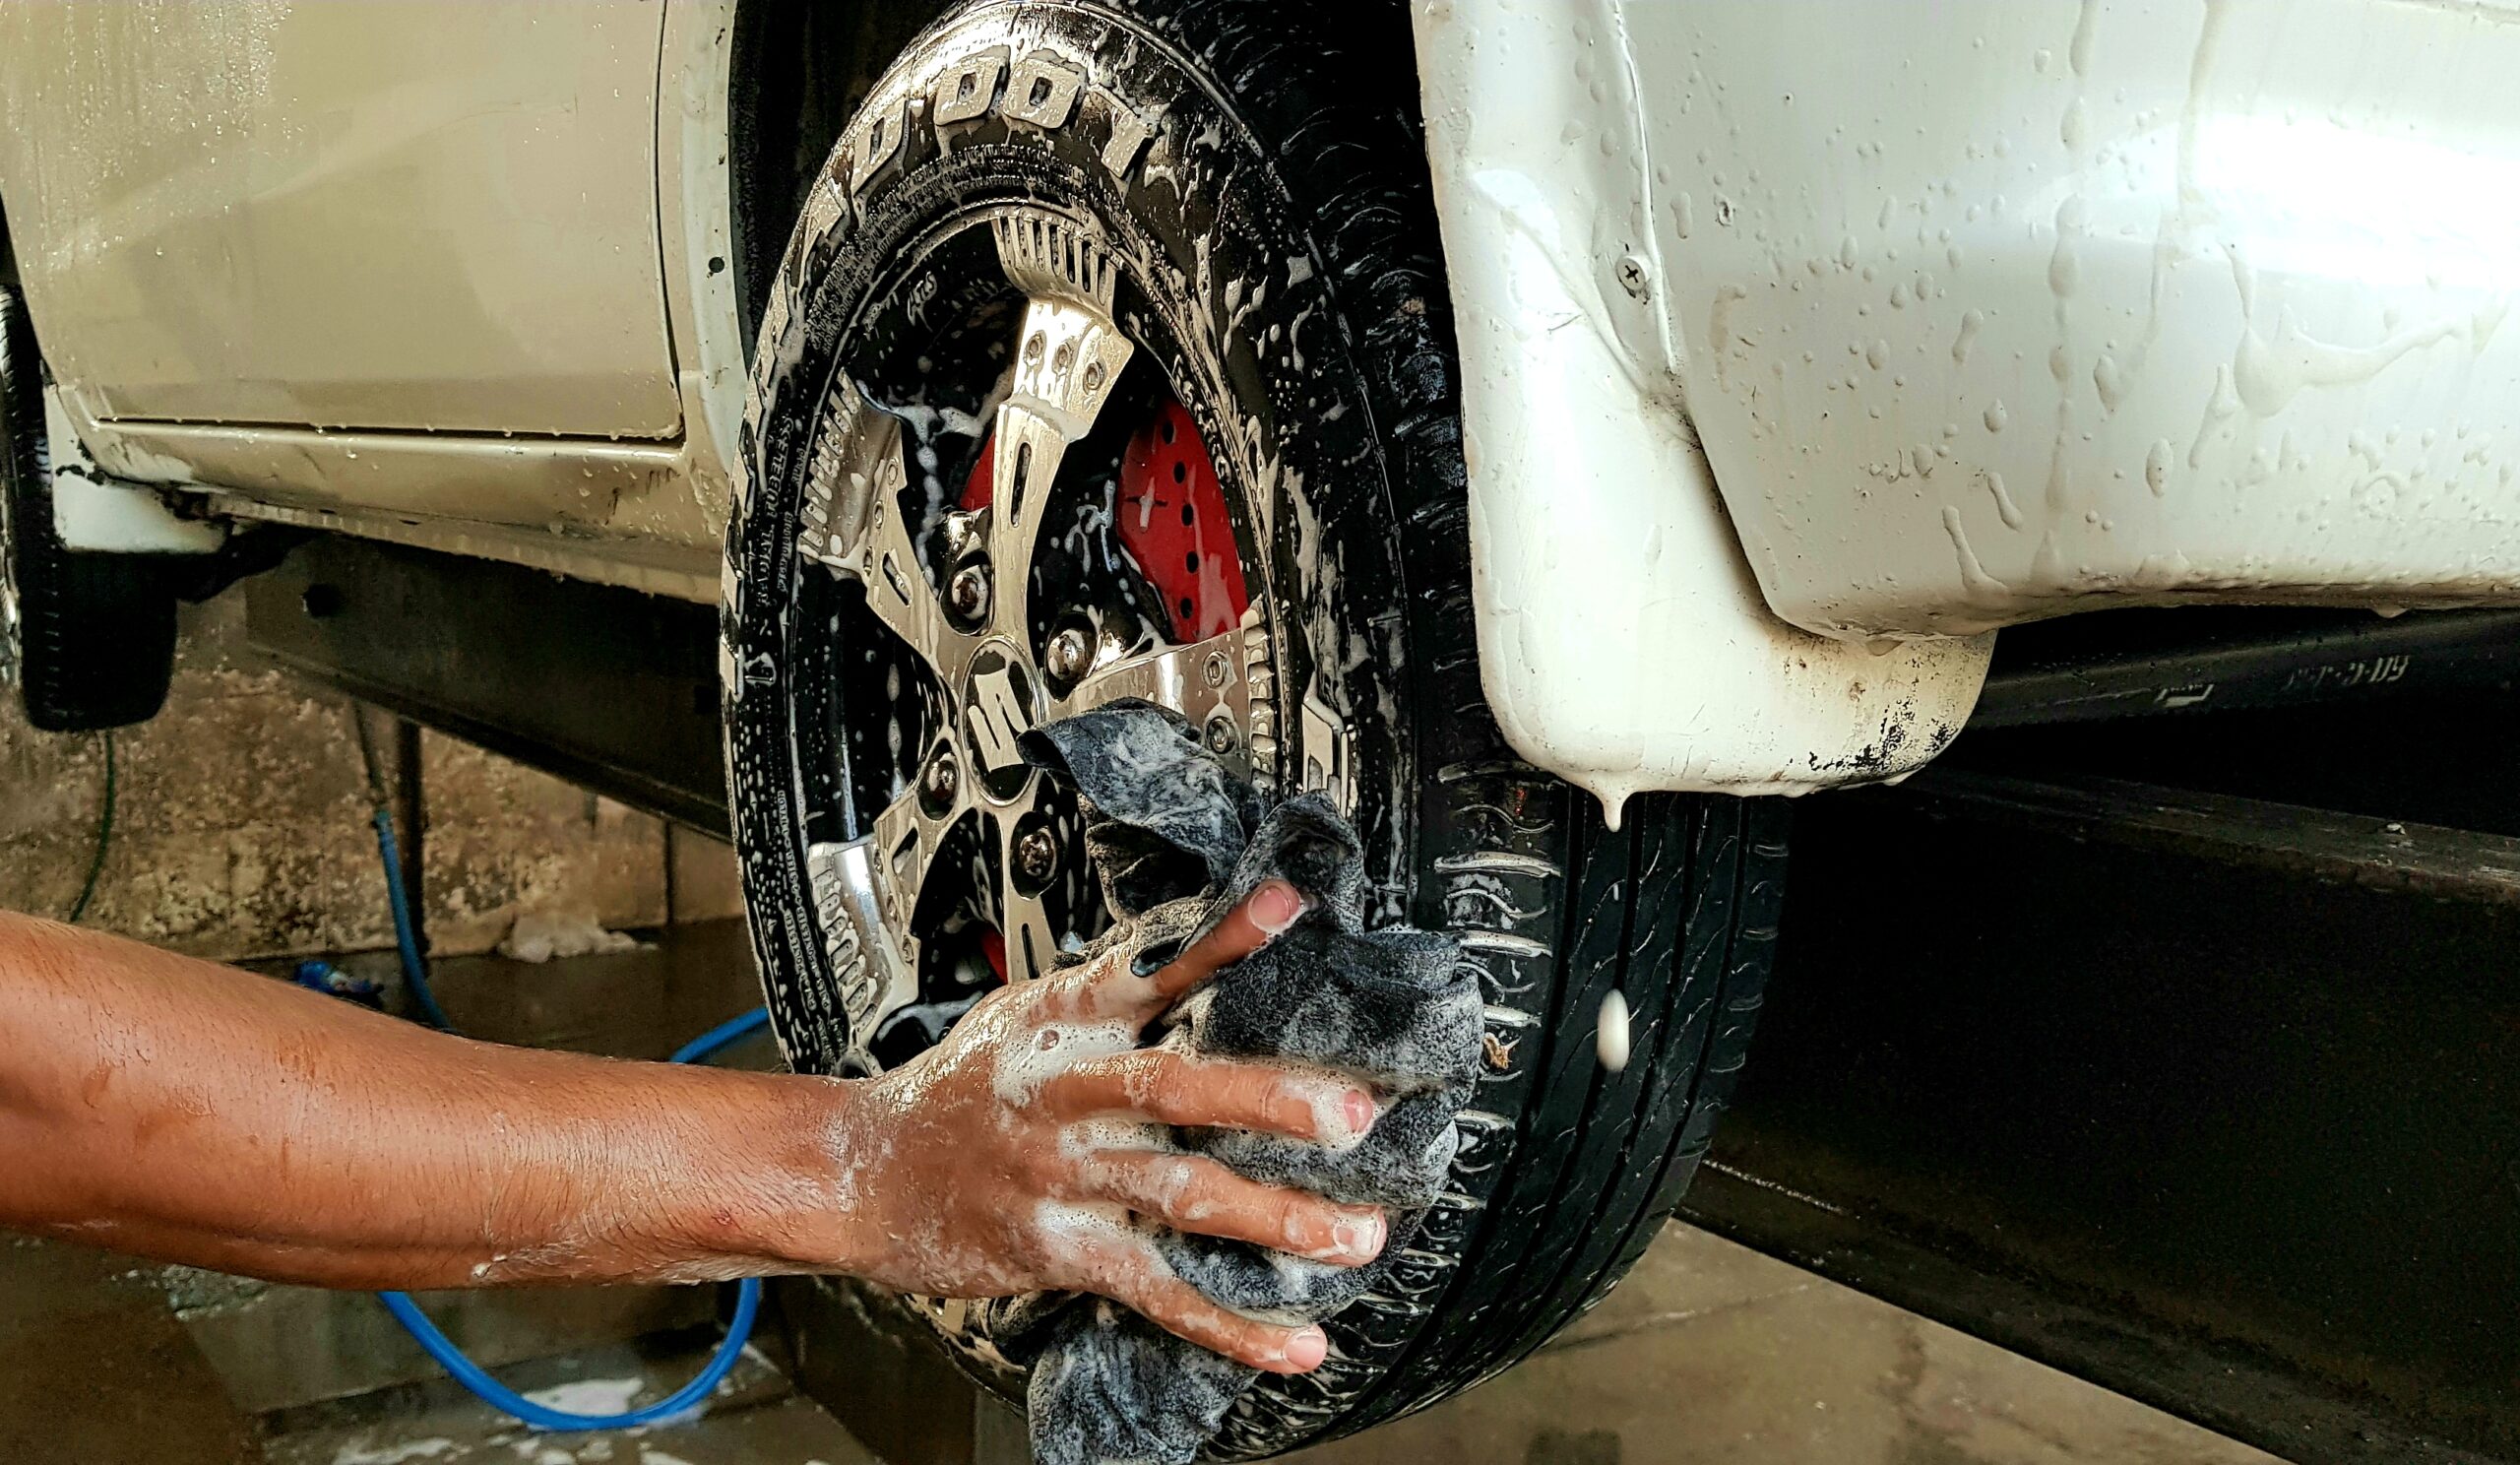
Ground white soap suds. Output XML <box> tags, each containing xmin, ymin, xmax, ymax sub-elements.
<box><xmin>1061</xmin><ymin>1118</ymin><xmax>1172</xmax><ymax>1171</ymax></box>
<box><xmin>498</xmin><ymin>913</ymin><xmax>645</xmax><ymax>964</ymax></box>
<box><xmin>991</xmin><ymin>1015</ymin><xmax>1139</xmax><ymax>1106</ymax></box>
<box><xmin>1033</xmin><ymin>1199</ymin><xmax>1148</xmax><ymax>1270</ymax></box>
<box><xmin>1596</xmin><ymin>989</ymin><xmax>1632</xmax><ymax>1073</ymax></box>
<box><xmin>520</xmin><ymin>1376</ymin><xmax>648</xmax><ymax>1417</ymax></box>
<box><xmin>1267</xmin><ymin>1248</ymin><xmax>1339</xmax><ymax>1291</ymax></box>
<box><xmin>331</xmin><ymin>1440</ymin><xmax>460</xmax><ymax>1465</ymax></box>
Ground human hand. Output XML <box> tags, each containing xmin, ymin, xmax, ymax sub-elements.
<box><xmin>816</xmin><ymin>879</ymin><xmax>1383</xmax><ymax>1372</ymax></box>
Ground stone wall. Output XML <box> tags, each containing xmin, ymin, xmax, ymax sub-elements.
<box><xmin>0</xmin><ymin>590</ymin><xmax>739</xmax><ymax>962</ymax></box>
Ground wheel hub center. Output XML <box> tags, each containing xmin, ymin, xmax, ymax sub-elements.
<box><xmin>959</xmin><ymin>637</ymin><xmax>1041</xmax><ymax>804</ymax></box>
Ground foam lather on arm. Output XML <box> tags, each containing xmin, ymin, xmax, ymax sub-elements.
<box><xmin>999</xmin><ymin>702</ymin><xmax>1481</xmax><ymax>1465</ymax></box>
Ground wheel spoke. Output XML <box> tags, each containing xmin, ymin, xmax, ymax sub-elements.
<box><xmin>993</xmin><ymin>808</ymin><xmax>1066</xmax><ymax>985</ymax></box>
<box><xmin>984</xmin><ymin>290</ymin><xmax>1135</xmax><ymax>642</ymax></box>
<box><xmin>1057</xmin><ymin>624</ymin><xmax>1272</xmax><ymax>784</ymax></box>
<box><xmin>1000</xmin><ymin>884</ymin><xmax>1063</xmax><ymax>985</ymax></box>
<box><xmin>868</xmin><ymin>752</ymin><xmax>967</xmax><ymax>939</ymax></box>
<box><xmin>857</xmin><ymin>448</ymin><xmax>979</xmax><ymax>689</ymax></box>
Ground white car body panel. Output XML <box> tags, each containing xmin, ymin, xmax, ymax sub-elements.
<box><xmin>1414</xmin><ymin>0</ymin><xmax>1994</xmax><ymax>809</ymax></box>
<box><xmin>1414</xmin><ymin>0</ymin><xmax>2520</xmax><ymax>802</ymax></box>
<box><xmin>0</xmin><ymin>0</ymin><xmax>745</xmax><ymax>580</ymax></box>
<box><xmin>0</xmin><ymin>2</ymin><xmax>682</xmax><ymax>441</ymax></box>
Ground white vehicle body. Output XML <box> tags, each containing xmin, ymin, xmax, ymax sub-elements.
<box><xmin>1</xmin><ymin>1</ymin><xmax>2514</xmax><ymax>811</ymax></box>
<box><xmin>1414</xmin><ymin>0</ymin><xmax>2520</xmax><ymax>810</ymax></box>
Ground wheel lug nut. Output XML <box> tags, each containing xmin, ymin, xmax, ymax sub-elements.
<box><xmin>920</xmin><ymin>749</ymin><xmax>960</xmax><ymax>807</ymax></box>
<box><xmin>1016</xmin><ymin>826</ymin><xmax>1057</xmax><ymax>882</ymax></box>
<box><xmin>1046</xmin><ymin>626</ymin><xmax>1093</xmax><ymax>683</ymax></box>
<box><xmin>947</xmin><ymin>563</ymin><xmax>991</xmax><ymax>624</ymax></box>
<box><xmin>1204</xmin><ymin>714</ymin><xmax>1240</xmax><ymax>757</ymax></box>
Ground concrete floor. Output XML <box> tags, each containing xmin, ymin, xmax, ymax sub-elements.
<box><xmin>1276</xmin><ymin>1225</ymin><xmax>2286</xmax><ymax>1465</ymax></box>
<box><xmin>0</xmin><ymin>1219</ymin><xmax>2286</xmax><ymax>1465</ymax></box>
<box><xmin>0</xmin><ymin>924</ymin><xmax>2295</xmax><ymax>1465</ymax></box>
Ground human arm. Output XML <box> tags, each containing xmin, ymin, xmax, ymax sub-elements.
<box><xmin>0</xmin><ymin>881</ymin><xmax>1372</xmax><ymax>1371</ymax></box>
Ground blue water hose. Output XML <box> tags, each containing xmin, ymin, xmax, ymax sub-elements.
<box><xmin>352</xmin><ymin>715</ymin><xmax>771</xmax><ymax>1432</ymax></box>
<box><xmin>380</xmin><ymin>1279</ymin><xmax>762</xmax><ymax>1432</ymax></box>
<box><xmin>368</xmin><ymin>806</ymin><xmax>453</xmax><ymax>1032</ymax></box>
<box><xmin>668</xmin><ymin>1006</ymin><xmax>775</xmax><ymax>1066</ymax></box>
<box><xmin>374</xmin><ymin>1006</ymin><xmax>770</xmax><ymax>1432</ymax></box>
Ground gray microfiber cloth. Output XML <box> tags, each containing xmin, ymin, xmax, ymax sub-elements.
<box><xmin>997</xmin><ymin>701</ymin><xmax>1482</xmax><ymax>1465</ymax></box>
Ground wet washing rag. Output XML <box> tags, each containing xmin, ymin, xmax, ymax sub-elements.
<box><xmin>997</xmin><ymin>701</ymin><xmax>1483</xmax><ymax>1465</ymax></box>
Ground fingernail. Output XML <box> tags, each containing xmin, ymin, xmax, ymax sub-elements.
<box><xmin>1251</xmin><ymin>881</ymin><xmax>1306</xmax><ymax>935</ymax></box>
<box><xmin>1284</xmin><ymin>1326</ymin><xmax>1329</xmax><ymax>1370</ymax></box>
<box><xmin>1343</xmin><ymin>1090</ymin><xmax>1376</xmax><ymax>1135</ymax></box>
<box><xmin>1331</xmin><ymin>1212</ymin><xmax>1386</xmax><ymax>1262</ymax></box>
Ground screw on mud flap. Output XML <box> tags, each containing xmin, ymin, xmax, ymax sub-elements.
<box><xmin>920</xmin><ymin>748</ymin><xmax>960</xmax><ymax>810</ymax></box>
<box><xmin>1016</xmin><ymin>825</ymin><xmax>1057</xmax><ymax>882</ymax></box>
<box><xmin>1203</xmin><ymin>650</ymin><xmax>1229</xmax><ymax>689</ymax></box>
<box><xmin>1045</xmin><ymin>626</ymin><xmax>1092</xmax><ymax>684</ymax></box>
<box><xmin>1204</xmin><ymin>712</ymin><xmax>1240</xmax><ymax>757</ymax></box>
<box><xmin>1615</xmin><ymin>254</ymin><xmax>1651</xmax><ymax>300</ymax></box>
<box><xmin>948</xmin><ymin>562</ymin><xmax>991</xmax><ymax>625</ymax></box>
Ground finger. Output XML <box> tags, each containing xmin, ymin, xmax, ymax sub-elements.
<box><xmin>1077</xmin><ymin>1150</ymin><xmax>1386</xmax><ymax>1266</ymax></box>
<box><xmin>1041</xmin><ymin>1050</ymin><xmax>1374</xmax><ymax>1143</ymax></box>
<box><xmin>1102</xmin><ymin>1266</ymin><xmax>1330</xmax><ymax>1373</ymax></box>
<box><xmin>1060</xmin><ymin>879</ymin><xmax>1308</xmax><ymax>1021</ymax></box>
<box><xmin>1148</xmin><ymin>879</ymin><xmax>1306</xmax><ymax>1001</ymax></box>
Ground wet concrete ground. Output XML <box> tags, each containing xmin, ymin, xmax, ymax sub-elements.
<box><xmin>0</xmin><ymin>1220</ymin><xmax>2286</xmax><ymax>1465</ymax></box>
<box><xmin>0</xmin><ymin>924</ymin><xmax>2294</xmax><ymax>1465</ymax></box>
<box><xmin>1274</xmin><ymin>1225</ymin><xmax>2286</xmax><ymax>1465</ymax></box>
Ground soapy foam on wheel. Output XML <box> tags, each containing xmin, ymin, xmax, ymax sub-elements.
<box><xmin>1596</xmin><ymin>989</ymin><xmax>1631</xmax><ymax>1073</ymax></box>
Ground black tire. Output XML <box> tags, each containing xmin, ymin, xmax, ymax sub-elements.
<box><xmin>0</xmin><ymin>287</ymin><xmax>175</xmax><ymax>732</ymax></box>
<box><xmin>723</xmin><ymin>0</ymin><xmax>1790</xmax><ymax>1453</ymax></box>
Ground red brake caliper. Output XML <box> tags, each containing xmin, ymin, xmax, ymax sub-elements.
<box><xmin>958</xmin><ymin>397</ymin><xmax>1247</xmax><ymax>638</ymax></box>
<box><xmin>957</xmin><ymin>396</ymin><xmax>1247</xmax><ymax>981</ymax></box>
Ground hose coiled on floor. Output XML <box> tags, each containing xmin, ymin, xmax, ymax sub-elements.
<box><xmin>352</xmin><ymin>704</ymin><xmax>768</xmax><ymax>1433</ymax></box>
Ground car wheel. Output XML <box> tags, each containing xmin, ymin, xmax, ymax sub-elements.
<box><xmin>0</xmin><ymin>286</ymin><xmax>176</xmax><ymax>732</ymax></box>
<box><xmin>721</xmin><ymin>0</ymin><xmax>1791</xmax><ymax>1451</ymax></box>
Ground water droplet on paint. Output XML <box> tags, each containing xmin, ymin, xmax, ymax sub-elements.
<box><xmin>2145</xmin><ymin>438</ymin><xmax>2174</xmax><ymax>496</ymax></box>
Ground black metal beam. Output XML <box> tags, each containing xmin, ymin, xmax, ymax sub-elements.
<box><xmin>243</xmin><ymin>535</ymin><xmax>729</xmax><ymax>835</ymax></box>
<box><xmin>1896</xmin><ymin>767</ymin><xmax>2520</xmax><ymax>905</ymax></box>
<box><xmin>1974</xmin><ymin>606</ymin><xmax>2520</xmax><ymax>728</ymax></box>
